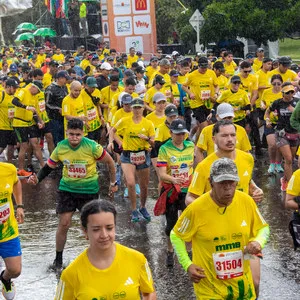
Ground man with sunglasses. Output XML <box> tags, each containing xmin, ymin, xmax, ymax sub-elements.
<box><xmin>265</xmin><ymin>83</ymin><xmax>299</xmax><ymax>191</ymax></box>
<box><xmin>238</xmin><ymin>61</ymin><xmax>262</xmax><ymax>156</ymax></box>
<box><xmin>28</xmin><ymin>118</ymin><xmax>117</xmax><ymax>270</ymax></box>
<box><xmin>182</xmin><ymin>56</ymin><xmax>219</xmax><ymax>139</ymax></box>
<box><xmin>148</xmin><ymin>58</ymin><xmax>171</xmax><ymax>89</ymax></box>
<box><xmin>69</xmin><ymin>57</ymin><xmax>85</xmax><ymax>81</ymax></box>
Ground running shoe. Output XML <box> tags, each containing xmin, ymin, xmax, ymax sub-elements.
<box><xmin>267</xmin><ymin>163</ymin><xmax>275</xmax><ymax>175</ymax></box>
<box><xmin>17</xmin><ymin>169</ymin><xmax>32</xmax><ymax>178</ymax></box>
<box><xmin>50</xmin><ymin>258</ymin><xmax>63</xmax><ymax>272</ymax></box>
<box><xmin>131</xmin><ymin>210</ymin><xmax>140</xmax><ymax>223</ymax></box>
<box><xmin>275</xmin><ymin>164</ymin><xmax>284</xmax><ymax>173</ymax></box>
<box><xmin>1</xmin><ymin>272</ymin><xmax>16</xmax><ymax>300</ymax></box>
<box><xmin>280</xmin><ymin>177</ymin><xmax>288</xmax><ymax>192</ymax></box>
<box><xmin>135</xmin><ymin>184</ymin><xmax>141</xmax><ymax>196</ymax></box>
<box><xmin>166</xmin><ymin>251</ymin><xmax>174</xmax><ymax>267</ymax></box>
<box><xmin>139</xmin><ymin>207</ymin><xmax>151</xmax><ymax>221</ymax></box>
<box><xmin>124</xmin><ymin>188</ymin><xmax>129</xmax><ymax>198</ymax></box>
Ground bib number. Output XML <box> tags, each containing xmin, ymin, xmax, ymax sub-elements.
<box><xmin>213</xmin><ymin>250</ymin><xmax>243</xmax><ymax>280</ymax></box>
<box><xmin>201</xmin><ymin>90</ymin><xmax>210</xmax><ymax>100</ymax></box>
<box><xmin>39</xmin><ymin>100</ymin><xmax>46</xmax><ymax>112</ymax></box>
<box><xmin>87</xmin><ymin>108</ymin><xmax>97</xmax><ymax>121</ymax></box>
<box><xmin>8</xmin><ymin>108</ymin><xmax>14</xmax><ymax>119</ymax></box>
<box><xmin>67</xmin><ymin>164</ymin><xmax>87</xmax><ymax>178</ymax></box>
<box><xmin>171</xmin><ymin>168</ymin><xmax>189</xmax><ymax>184</ymax></box>
<box><xmin>130</xmin><ymin>151</ymin><xmax>146</xmax><ymax>165</ymax></box>
<box><xmin>0</xmin><ymin>203</ymin><xmax>10</xmax><ymax>224</ymax></box>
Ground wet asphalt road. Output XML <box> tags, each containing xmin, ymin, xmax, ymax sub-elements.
<box><xmin>2</xmin><ymin>152</ymin><xmax>300</xmax><ymax>300</ymax></box>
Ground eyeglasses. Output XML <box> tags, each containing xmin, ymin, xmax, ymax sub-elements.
<box><xmin>69</xmin><ymin>60</ymin><xmax>75</xmax><ymax>62</ymax></box>
<box><xmin>243</xmin><ymin>70</ymin><xmax>251</xmax><ymax>73</ymax></box>
<box><xmin>157</xmin><ymin>51</ymin><xmax>163</xmax><ymax>54</ymax></box>
<box><xmin>232</xmin><ymin>82</ymin><xmax>241</xmax><ymax>85</ymax></box>
<box><xmin>272</xmin><ymin>82</ymin><xmax>281</xmax><ymax>86</ymax></box>
<box><xmin>284</xmin><ymin>91</ymin><xmax>295</xmax><ymax>95</ymax></box>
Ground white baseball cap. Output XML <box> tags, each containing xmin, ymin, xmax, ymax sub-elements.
<box><xmin>217</xmin><ymin>103</ymin><xmax>234</xmax><ymax>119</ymax></box>
<box><xmin>100</xmin><ymin>62</ymin><xmax>113</xmax><ymax>71</ymax></box>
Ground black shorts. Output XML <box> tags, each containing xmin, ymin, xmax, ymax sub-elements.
<box><xmin>40</xmin><ymin>122</ymin><xmax>52</xmax><ymax>135</ymax></box>
<box><xmin>87</xmin><ymin>127</ymin><xmax>102</xmax><ymax>142</ymax></box>
<box><xmin>0</xmin><ymin>130</ymin><xmax>17</xmax><ymax>148</ymax></box>
<box><xmin>192</xmin><ymin>105</ymin><xmax>211</xmax><ymax>124</ymax></box>
<box><xmin>14</xmin><ymin>125</ymin><xmax>40</xmax><ymax>143</ymax></box>
<box><xmin>56</xmin><ymin>190</ymin><xmax>99</xmax><ymax>214</ymax></box>
<box><xmin>165</xmin><ymin>192</ymin><xmax>186</xmax><ymax>236</ymax></box>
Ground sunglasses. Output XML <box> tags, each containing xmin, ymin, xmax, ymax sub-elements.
<box><xmin>243</xmin><ymin>70</ymin><xmax>251</xmax><ymax>73</ymax></box>
<box><xmin>69</xmin><ymin>60</ymin><xmax>75</xmax><ymax>62</ymax></box>
<box><xmin>272</xmin><ymin>82</ymin><xmax>281</xmax><ymax>86</ymax></box>
<box><xmin>284</xmin><ymin>91</ymin><xmax>295</xmax><ymax>95</ymax></box>
<box><xmin>232</xmin><ymin>81</ymin><xmax>241</xmax><ymax>85</ymax></box>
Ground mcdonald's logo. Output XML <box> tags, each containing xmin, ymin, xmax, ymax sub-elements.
<box><xmin>135</xmin><ymin>0</ymin><xmax>147</xmax><ymax>10</ymax></box>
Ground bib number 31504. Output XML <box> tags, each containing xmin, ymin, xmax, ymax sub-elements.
<box><xmin>213</xmin><ymin>250</ymin><xmax>243</xmax><ymax>280</ymax></box>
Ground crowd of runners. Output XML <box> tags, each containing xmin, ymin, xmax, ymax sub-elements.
<box><xmin>0</xmin><ymin>43</ymin><xmax>300</xmax><ymax>299</ymax></box>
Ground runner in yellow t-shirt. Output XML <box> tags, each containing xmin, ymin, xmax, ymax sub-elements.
<box><xmin>223</xmin><ymin>51</ymin><xmax>237</xmax><ymax>78</ymax></box>
<box><xmin>171</xmin><ymin>158</ymin><xmax>269</xmax><ymax>300</ymax></box>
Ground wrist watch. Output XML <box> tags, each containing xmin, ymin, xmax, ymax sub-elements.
<box><xmin>110</xmin><ymin>181</ymin><xmax>118</xmax><ymax>187</ymax></box>
<box><xmin>17</xmin><ymin>204</ymin><xmax>24</xmax><ymax>209</ymax></box>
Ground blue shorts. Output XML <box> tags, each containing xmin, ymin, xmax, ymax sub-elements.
<box><xmin>0</xmin><ymin>237</ymin><xmax>22</xmax><ymax>259</ymax></box>
<box><xmin>121</xmin><ymin>150</ymin><xmax>150</xmax><ymax>170</ymax></box>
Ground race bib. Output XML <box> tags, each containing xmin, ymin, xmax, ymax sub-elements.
<box><xmin>130</xmin><ymin>151</ymin><xmax>146</xmax><ymax>165</ymax></box>
<box><xmin>171</xmin><ymin>167</ymin><xmax>189</xmax><ymax>184</ymax></box>
<box><xmin>0</xmin><ymin>203</ymin><xmax>10</xmax><ymax>224</ymax></box>
<box><xmin>87</xmin><ymin>108</ymin><xmax>97</xmax><ymax>121</ymax></box>
<box><xmin>201</xmin><ymin>90</ymin><xmax>211</xmax><ymax>100</ymax></box>
<box><xmin>8</xmin><ymin>108</ymin><xmax>14</xmax><ymax>119</ymax></box>
<box><xmin>39</xmin><ymin>100</ymin><xmax>46</xmax><ymax>112</ymax></box>
<box><xmin>213</xmin><ymin>250</ymin><xmax>243</xmax><ymax>280</ymax></box>
<box><xmin>67</xmin><ymin>164</ymin><xmax>87</xmax><ymax>178</ymax></box>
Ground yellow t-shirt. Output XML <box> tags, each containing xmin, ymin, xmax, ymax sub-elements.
<box><xmin>217</xmin><ymin>74</ymin><xmax>228</xmax><ymax>94</ymax></box>
<box><xmin>35</xmin><ymin>91</ymin><xmax>49</xmax><ymax>124</ymax></box>
<box><xmin>81</xmin><ymin>89</ymin><xmax>101</xmax><ymax>132</ymax></box>
<box><xmin>261</xmin><ymin>88</ymin><xmax>281</xmax><ymax>123</ymax></box>
<box><xmin>0</xmin><ymin>91</ymin><xmax>14</xmax><ymax>130</ymax></box>
<box><xmin>100</xmin><ymin>85</ymin><xmax>124</xmax><ymax>121</ymax></box>
<box><xmin>184</xmin><ymin>69</ymin><xmax>218</xmax><ymax>109</ymax></box>
<box><xmin>127</xmin><ymin>54</ymin><xmax>139</xmax><ymax>68</ymax></box>
<box><xmin>178</xmin><ymin>73</ymin><xmax>188</xmax><ymax>85</ymax></box>
<box><xmin>111</xmin><ymin>108</ymin><xmax>133</xmax><ymax>127</ymax></box>
<box><xmin>256</xmin><ymin>69</ymin><xmax>271</xmax><ymax>107</ymax></box>
<box><xmin>49</xmin><ymin>137</ymin><xmax>104</xmax><ymax>193</ymax></box>
<box><xmin>253</xmin><ymin>58</ymin><xmax>263</xmax><ymax>71</ymax></box>
<box><xmin>217</xmin><ymin>89</ymin><xmax>250</xmax><ymax>122</ymax></box>
<box><xmin>145</xmin><ymin>65</ymin><xmax>158</xmax><ymax>80</ymax></box>
<box><xmin>52</xmin><ymin>53</ymin><xmax>65</xmax><ymax>64</ymax></box>
<box><xmin>0</xmin><ymin>163</ymin><xmax>19</xmax><ymax>243</ymax></box>
<box><xmin>173</xmin><ymin>190</ymin><xmax>268</xmax><ymax>300</ymax></box>
<box><xmin>157</xmin><ymin>139</ymin><xmax>194</xmax><ymax>190</ymax></box>
<box><xmin>149</xmin><ymin>71</ymin><xmax>171</xmax><ymax>87</ymax></box>
<box><xmin>189</xmin><ymin>149</ymin><xmax>254</xmax><ymax>196</ymax></box>
<box><xmin>155</xmin><ymin>121</ymin><xmax>171</xmax><ymax>143</ymax></box>
<box><xmin>36</xmin><ymin>53</ymin><xmax>46</xmax><ymax>66</ymax></box>
<box><xmin>146</xmin><ymin>111</ymin><xmax>166</xmax><ymax>129</ymax></box>
<box><xmin>196</xmin><ymin>124</ymin><xmax>251</xmax><ymax>155</ymax></box>
<box><xmin>42</xmin><ymin>72</ymin><xmax>53</xmax><ymax>90</ymax></box>
<box><xmin>62</xmin><ymin>94</ymin><xmax>87</xmax><ymax>136</ymax></box>
<box><xmin>144</xmin><ymin>87</ymin><xmax>161</xmax><ymax>110</ymax></box>
<box><xmin>13</xmin><ymin>86</ymin><xmax>36</xmax><ymax>127</ymax></box>
<box><xmin>224</xmin><ymin>61</ymin><xmax>237</xmax><ymax>77</ymax></box>
<box><xmin>114</xmin><ymin>117</ymin><xmax>155</xmax><ymax>151</ymax></box>
<box><xmin>287</xmin><ymin>169</ymin><xmax>300</xmax><ymax>196</ymax></box>
<box><xmin>80</xmin><ymin>59</ymin><xmax>90</xmax><ymax>71</ymax></box>
<box><xmin>267</xmin><ymin>68</ymin><xmax>297</xmax><ymax>84</ymax></box>
<box><xmin>238</xmin><ymin>74</ymin><xmax>258</xmax><ymax>99</ymax></box>
<box><xmin>55</xmin><ymin>243</ymin><xmax>155</xmax><ymax>300</ymax></box>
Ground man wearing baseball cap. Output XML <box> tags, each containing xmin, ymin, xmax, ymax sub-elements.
<box><xmin>146</xmin><ymin>56</ymin><xmax>159</xmax><ymax>81</ymax></box>
<box><xmin>0</xmin><ymin>79</ymin><xmax>19</xmax><ymax>162</ymax></box>
<box><xmin>148</xmin><ymin>58</ymin><xmax>171</xmax><ymax>89</ymax></box>
<box><xmin>195</xmin><ymin>103</ymin><xmax>251</xmax><ymax>163</ymax></box>
<box><xmin>171</xmin><ymin>157</ymin><xmax>269</xmax><ymax>299</ymax></box>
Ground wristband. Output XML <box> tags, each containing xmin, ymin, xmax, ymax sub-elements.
<box><xmin>17</xmin><ymin>204</ymin><xmax>24</xmax><ymax>209</ymax></box>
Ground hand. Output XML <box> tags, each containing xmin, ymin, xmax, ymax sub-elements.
<box><xmin>206</xmin><ymin>113</ymin><xmax>213</xmax><ymax>121</ymax></box>
<box><xmin>108</xmin><ymin>185</ymin><xmax>118</xmax><ymax>198</ymax></box>
<box><xmin>172</xmin><ymin>177</ymin><xmax>186</xmax><ymax>185</ymax></box>
<box><xmin>16</xmin><ymin>208</ymin><xmax>24</xmax><ymax>224</ymax></box>
<box><xmin>189</xmin><ymin>93</ymin><xmax>196</xmax><ymax>100</ymax></box>
<box><xmin>287</xmin><ymin>105</ymin><xmax>295</xmax><ymax>112</ymax></box>
<box><xmin>251</xmin><ymin>187</ymin><xmax>264</xmax><ymax>203</ymax></box>
<box><xmin>38</xmin><ymin>122</ymin><xmax>44</xmax><ymax>129</ymax></box>
<box><xmin>138</xmin><ymin>134</ymin><xmax>149</xmax><ymax>141</ymax></box>
<box><xmin>26</xmin><ymin>106</ymin><xmax>36</xmax><ymax>113</ymax></box>
<box><xmin>266</xmin><ymin>120</ymin><xmax>272</xmax><ymax>128</ymax></box>
<box><xmin>27</xmin><ymin>174</ymin><xmax>39</xmax><ymax>185</ymax></box>
<box><xmin>244</xmin><ymin>241</ymin><xmax>262</xmax><ymax>256</ymax></box>
<box><xmin>187</xmin><ymin>264</ymin><xmax>206</xmax><ymax>283</ymax></box>
<box><xmin>107</xmin><ymin>142</ymin><xmax>114</xmax><ymax>153</ymax></box>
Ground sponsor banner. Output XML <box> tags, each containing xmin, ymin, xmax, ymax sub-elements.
<box><xmin>125</xmin><ymin>36</ymin><xmax>143</xmax><ymax>53</ymax></box>
<box><xmin>133</xmin><ymin>15</ymin><xmax>151</xmax><ymax>35</ymax></box>
<box><xmin>132</xmin><ymin>0</ymin><xmax>149</xmax><ymax>14</ymax></box>
<box><xmin>113</xmin><ymin>0</ymin><xmax>131</xmax><ymax>15</ymax></box>
<box><xmin>114</xmin><ymin>16</ymin><xmax>133</xmax><ymax>36</ymax></box>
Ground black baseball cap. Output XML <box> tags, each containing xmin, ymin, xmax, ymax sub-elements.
<box><xmin>278</xmin><ymin>56</ymin><xmax>291</xmax><ymax>66</ymax></box>
<box><xmin>56</xmin><ymin>70</ymin><xmax>71</xmax><ymax>80</ymax></box>
<box><xmin>6</xmin><ymin>78</ymin><xmax>19</xmax><ymax>88</ymax></box>
<box><xmin>165</xmin><ymin>104</ymin><xmax>178</xmax><ymax>117</ymax></box>
<box><xmin>230</xmin><ymin>75</ymin><xmax>241</xmax><ymax>83</ymax></box>
<box><xmin>170</xmin><ymin>119</ymin><xmax>189</xmax><ymax>134</ymax></box>
<box><xmin>198</xmin><ymin>57</ymin><xmax>209</xmax><ymax>68</ymax></box>
<box><xmin>170</xmin><ymin>70</ymin><xmax>179</xmax><ymax>77</ymax></box>
<box><xmin>32</xmin><ymin>80</ymin><xmax>44</xmax><ymax>92</ymax></box>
